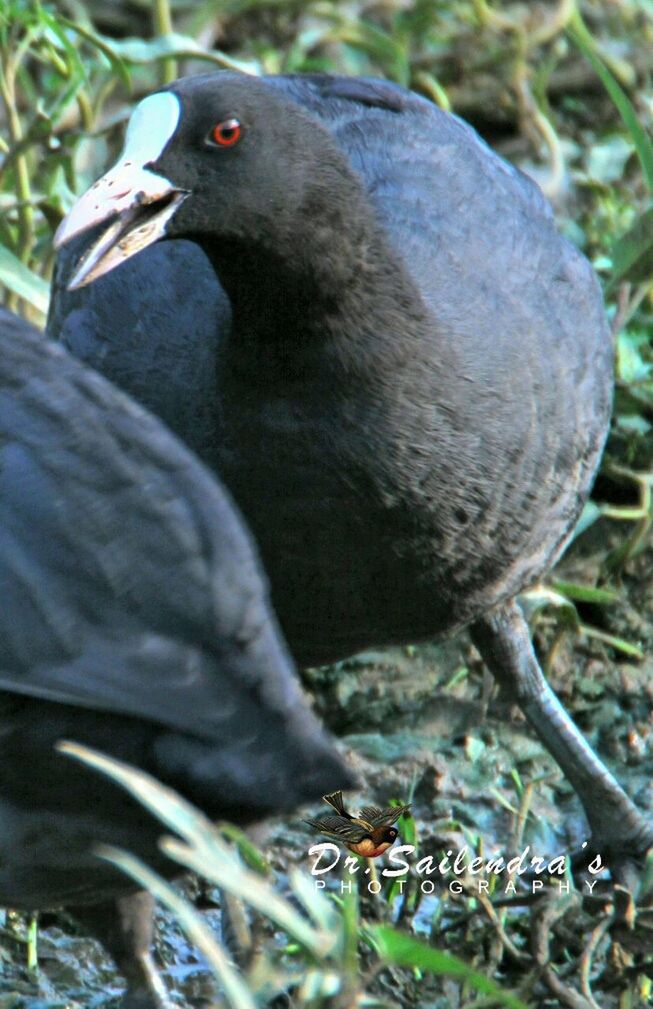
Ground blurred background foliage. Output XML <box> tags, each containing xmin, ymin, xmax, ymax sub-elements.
<box><xmin>2</xmin><ymin>1</ymin><xmax>653</xmax><ymax>1008</ymax></box>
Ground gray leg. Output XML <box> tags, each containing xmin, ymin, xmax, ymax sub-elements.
<box><xmin>69</xmin><ymin>891</ymin><xmax>172</xmax><ymax>1009</ymax></box>
<box><xmin>470</xmin><ymin>600</ymin><xmax>653</xmax><ymax>860</ymax></box>
<box><xmin>220</xmin><ymin>891</ymin><xmax>252</xmax><ymax>967</ymax></box>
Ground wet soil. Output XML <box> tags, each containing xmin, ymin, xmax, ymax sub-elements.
<box><xmin>2</xmin><ymin>507</ymin><xmax>652</xmax><ymax>1009</ymax></box>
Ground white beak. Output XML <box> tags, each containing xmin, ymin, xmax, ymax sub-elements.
<box><xmin>54</xmin><ymin>91</ymin><xmax>186</xmax><ymax>289</ymax></box>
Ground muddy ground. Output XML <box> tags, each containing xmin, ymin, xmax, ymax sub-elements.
<box><xmin>1</xmin><ymin>504</ymin><xmax>652</xmax><ymax>1008</ymax></box>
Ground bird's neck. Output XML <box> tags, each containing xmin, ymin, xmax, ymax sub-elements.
<box><xmin>194</xmin><ymin>191</ymin><xmax>430</xmax><ymax>376</ymax></box>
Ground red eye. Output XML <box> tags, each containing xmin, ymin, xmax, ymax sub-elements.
<box><xmin>211</xmin><ymin>118</ymin><xmax>242</xmax><ymax>147</ymax></box>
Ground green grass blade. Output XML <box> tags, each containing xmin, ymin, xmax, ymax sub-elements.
<box><xmin>374</xmin><ymin>926</ymin><xmax>528</xmax><ymax>1009</ymax></box>
<box><xmin>96</xmin><ymin>845</ymin><xmax>257</xmax><ymax>1009</ymax></box>
<box><xmin>57</xmin><ymin>741</ymin><xmax>332</xmax><ymax>959</ymax></box>
<box><xmin>567</xmin><ymin>12</ymin><xmax>653</xmax><ymax>192</ymax></box>
<box><xmin>0</xmin><ymin>246</ymin><xmax>49</xmax><ymax>314</ymax></box>
<box><xmin>59</xmin><ymin>20</ymin><xmax>130</xmax><ymax>91</ymax></box>
<box><xmin>161</xmin><ymin>835</ymin><xmax>331</xmax><ymax>958</ymax></box>
<box><xmin>606</xmin><ymin>205</ymin><xmax>653</xmax><ymax>295</ymax></box>
<box><xmin>57</xmin><ymin>740</ymin><xmax>218</xmax><ymax>840</ymax></box>
<box><xmin>581</xmin><ymin>625</ymin><xmax>645</xmax><ymax>660</ymax></box>
<box><xmin>289</xmin><ymin>866</ymin><xmax>340</xmax><ymax>934</ymax></box>
<box><xmin>551</xmin><ymin>580</ymin><xmax>620</xmax><ymax>605</ymax></box>
<box><xmin>88</xmin><ymin>31</ymin><xmax>255</xmax><ymax>74</ymax></box>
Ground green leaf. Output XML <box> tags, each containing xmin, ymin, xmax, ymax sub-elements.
<box><xmin>567</xmin><ymin>13</ymin><xmax>653</xmax><ymax>193</ymax></box>
<box><xmin>374</xmin><ymin>926</ymin><xmax>528</xmax><ymax>1009</ymax></box>
<box><xmin>552</xmin><ymin>580</ymin><xmax>620</xmax><ymax>606</ymax></box>
<box><xmin>93</xmin><ymin>31</ymin><xmax>256</xmax><ymax>74</ymax></box>
<box><xmin>587</xmin><ymin>135</ymin><xmax>634</xmax><ymax>185</ymax></box>
<box><xmin>397</xmin><ymin>806</ymin><xmax>416</xmax><ymax>848</ymax></box>
<box><xmin>323</xmin><ymin>16</ymin><xmax>409</xmax><ymax>84</ymax></box>
<box><xmin>519</xmin><ymin>587</ymin><xmax>579</xmax><ymax>628</ymax></box>
<box><xmin>40</xmin><ymin>8</ymin><xmax>86</xmax><ymax>80</ymax></box>
<box><xmin>607</xmin><ymin>206</ymin><xmax>653</xmax><ymax>293</ymax></box>
<box><xmin>59</xmin><ymin>19</ymin><xmax>130</xmax><ymax>90</ymax></box>
<box><xmin>0</xmin><ymin>246</ymin><xmax>49</xmax><ymax>314</ymax></box>
<box><xmin>581</xmin><ymin>625</ymin><xmax>645</xmax><ymax>661</ymax></box>
<box><xmin>339</xmin><ymin>884</ymin><xmax>360</xmax><ymax>975</ymax></box>
<box><xmin>413</xmin><ymin>70</ymin><xmax>451</xmax><ymax>111</ymax></box>
<box><xmin>217</xmin><ymin>821</ymin><xmax>271</xmax><ymax>875</ymax></box>
<box><xmin>617</xmin><ymin>329</ymin><xmax>653</xmax><ymax>385</ymax></box>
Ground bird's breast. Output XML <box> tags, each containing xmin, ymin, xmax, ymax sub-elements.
<box><xmin>214</xmin><ymin>323</ymin><xmax>610</xmax><ymax>666</ymax></box>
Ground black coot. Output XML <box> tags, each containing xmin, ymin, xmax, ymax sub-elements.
<box><xmin>51</xmin><ymin>73</ymin><xmax>650</xmax><ymax>864</ymax></box>
<box><xmin>0</xmin><ymin>306</ymin><xmax>352</xmax><ymax>1007</ymax></box>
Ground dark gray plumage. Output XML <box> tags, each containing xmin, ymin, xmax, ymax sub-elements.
<box><xmin>0</xmin><ymin>306</ymin><xmax>352</xmax><ymax>1005</ymax></box>
<box><xmin>50</xmin><ymin>72</ymin><xmax>651</xmax><ymax>865</ymax></box>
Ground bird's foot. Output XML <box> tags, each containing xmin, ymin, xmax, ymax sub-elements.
<box><xmin>564</xmin><ymin>817</ymin><xmax>653</xmax><ymax>902</ymax></box>
<box><xmin>118</xmin><ymin>953</ymin><xmax>174</xmax><ymax>1009</ymax></box>
<box><xmin>70</xmin><ymin>892</ymin><xmax>173</xmax><ymax>1009</ymax></box>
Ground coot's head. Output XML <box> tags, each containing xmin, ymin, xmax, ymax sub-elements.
<box><xmin>55</xmin><ymin>72</ymin><xmax>355</xmax><ymax>289</ymax></box>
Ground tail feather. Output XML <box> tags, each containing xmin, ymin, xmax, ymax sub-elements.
<box><xmin>322</xmin><ymin>790</ymin><xmax>348</xmax><ymax>817</ymax></box>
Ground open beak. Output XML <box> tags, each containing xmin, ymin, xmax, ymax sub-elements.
<box><xmin>54</xmin><ymin>163</ymin><xmax>187</xmax><ymax>290</ymax></box>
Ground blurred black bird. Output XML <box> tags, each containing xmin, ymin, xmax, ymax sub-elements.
<box><xmin>306</xmin><ymin>791</ymin><xmax>410</xmax><ymax>858</ymax></box>
<box><xmin>0</xmin><ymin>307</ymin><xmax>353</xmax><ymax>1008</ymax></box>
<box><xmin>51</xmin><ymin>72</ymin><xmax>651</xmax><ymax>866</ymax></box>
